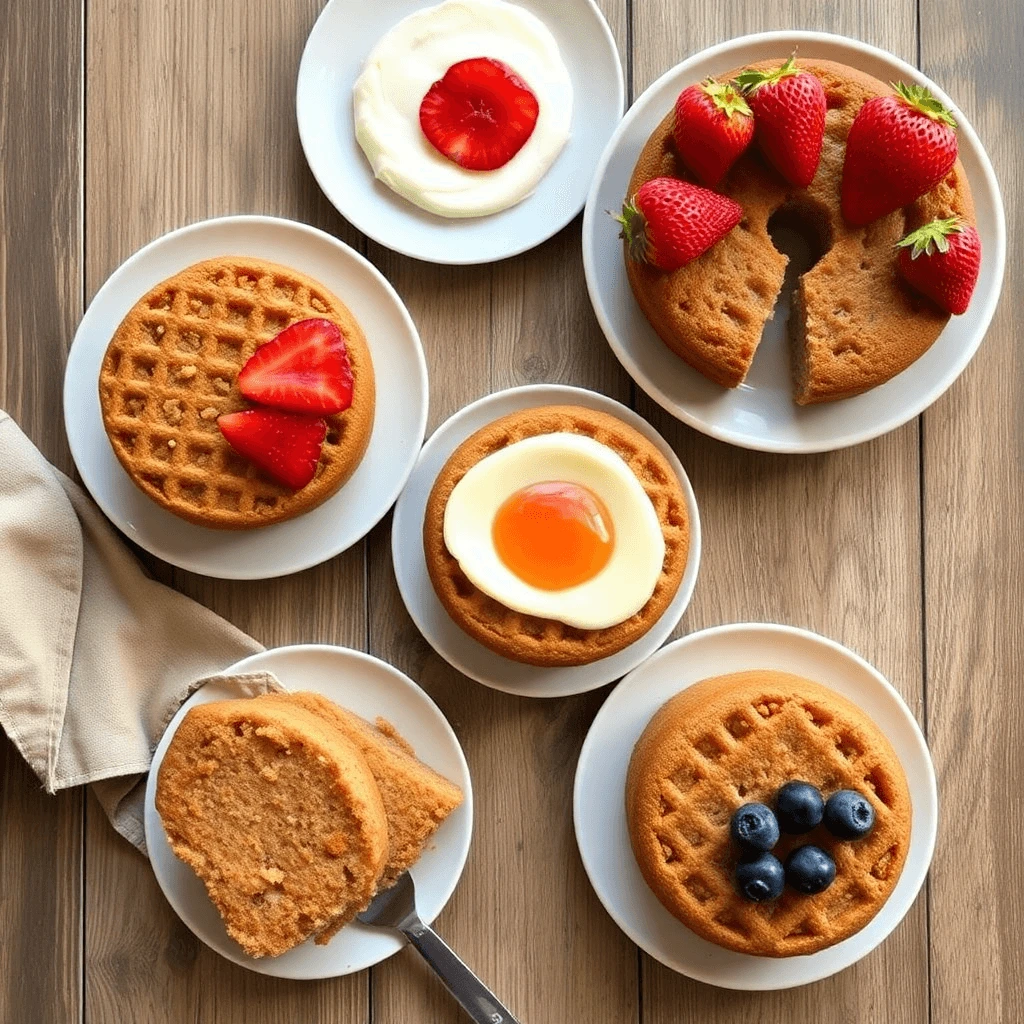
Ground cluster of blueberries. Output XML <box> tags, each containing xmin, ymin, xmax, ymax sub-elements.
<box><xmin>730</xmin><ymin>782</ymin><xmax>876</xmax><ymax>902</ymax></box>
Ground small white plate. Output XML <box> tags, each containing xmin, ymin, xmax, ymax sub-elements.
<box><xmin>64</xmin><ymin>215</ymin><xmax>428</xmax><ymax>579</ymax></box>
<box><xmin>573</xmin><ymin>623</ymin><xmax>937</xmax><ymax>990</ymax></box>
<box><xmin>296</xmin><ymin>0</ymin><xmax>624</xmax><ymax>264</ymax></box>
<box><xmin>144</xmin><ymin>644</ymin><xmax>473</xmax><ymax>980</ymax></box>
<box><xmin>583</xmin><ymin>31</ymin><xmax>1006</xmax><ymax>452</ymax></box>
<box><xmin>391</xmin><ymin>384</ymin><xmax>702</xmax><ymax>697</ymax></box>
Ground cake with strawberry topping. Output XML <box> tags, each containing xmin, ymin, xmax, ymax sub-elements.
<box><xmin>98</xmin><ymin>257</ymin><xmax>375</xmax><ymax>529</ymax></box>
<box><xmin>620</xmin><ymin>58</ymin><xmax>977</xmax><ymax>404</ymax></box>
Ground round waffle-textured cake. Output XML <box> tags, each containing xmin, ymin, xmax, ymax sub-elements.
<box><xmin>626</xmin><ymin>671</ymin><xmax>912</xmax><ymax>957</ymax></box>
<box><xmin>423</xmin><ymin>405</ymin><xmax>690</xmax><ymax>667</ymax></box>
<box><xmin>98</xmin><ymin>257</ymin><xmax>376</xmax><ymax>528</ymax></box>
<box><xmin>624</xmin><ymin>58</ymin><xmax>976</xmax><ymax>404</ymax></box>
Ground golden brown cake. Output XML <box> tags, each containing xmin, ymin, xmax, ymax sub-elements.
<box><xmin>98</xmin><ymin>257</ymin><xmax>376</xmax><ymax>528</ymax></box>
<box><xmin>255</xmin><ymin>691</ymin><xmax>464</xmax><ymax>940</ymax></box>
<box><xmin>423</xmin><ymin>405</ymin><xmax>690</xmax><ymax>667</ymax></box>
<box><xmin>155</xmin><ymin>696</ymin><xmax>388</xmax><ymax>959</ymax></box>
<box><xmin>625</xmin><ymin>58</ymin><xmax>976</xmax><ymax>403</ymax></box>
<box><xmin>626</xmin><ymin>671</ymin><xmax>912</xmax><ymax>957</ymax></box>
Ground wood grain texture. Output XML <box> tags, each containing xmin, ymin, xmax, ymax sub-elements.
<box><xmin>631</xmin><ymin>3</ymin><xmax>927</xmax><ymax>1022</ymax></box>
<box><xmin>0</xmin><ymin>1</ymin><xmax>84</xmax><ymax>1022</ymax></box>
<box><xmin>920</xmin><ymin>1</ymin><xmax>1023</xmax><ymax>1021</ymax></box>
<box><xmin>82</xmin><ymin>2</ymin><xmax>367</xmax><ymax>1022</ymax></box>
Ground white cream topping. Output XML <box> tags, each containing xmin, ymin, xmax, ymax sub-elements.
<box><xmin>353</xmin><ymin>0</ymin><xmax>573</xmax><ymax>219</ymax></box>
<box><xmin>442</xmin><ymin>433</ymin><xmax>666</xmax><ymax>630</ymax></box>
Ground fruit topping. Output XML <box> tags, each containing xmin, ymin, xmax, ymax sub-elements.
<box><xmin>672</xmin><ymin>78</ymin><xmax>754</xmax><ymax>187</ymax></box>
<box><xmin>237</xmin><ymin>318</ymin><xmax>353</xmax><ymax>415</ymax></box>
<box><xmin>729</xmin><ymin>802</ymin><xmax>780</xmax><ymax>854</ymax></box>
<box><xmin>218</xmin><ymin>408</ymin><xmax>327</xmax><ymax>490</ymax></box>
<box><xmin>735</xmin><ymin>852</ymin><xmax>785</xmax><ymax>902</ymax></box>
<box><xmin>784</xmin><ymin>845</ymin><xmax>836</xmax><ymax>894</ymax></box>
<box><xmin>616</xmin><ymin>177</ymin><xmax>743</xmax><ymax>271</ymax></box>
<box><xmin>735</xmin><ymin>57</ymin><xmax>826</xmax><ymax>188</ymax></box>
<box><xmin>419</xmin><ymin>57</ymin><xmax>539</xmax><ymax>171</ymax></box>
<box><xmin>896</xmin><ymin>216</ymin><xmax>981</xmax><ymax>315</ymax></box>
<box><xmin>775</xmin><ymin>781</ymin><xmax>825</xmax><ymax>835</ymax></box>
<box><xmin>841</xmin><ymin>82</ymin><xmax>958</xmax><ymax>226</ymax></box>
<box><xmin>823</xmin><ymin>789</ymin><xmax>877</xmax><ymax>840</ymax></box>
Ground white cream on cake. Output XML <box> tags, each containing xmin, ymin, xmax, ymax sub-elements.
<box><xmin>442</xmin><ymin>433</ymin><xmax>665</xmax><ymax>630</ymax></box>
<box><xmin>353</xmin><ymin>0</ymin><xmax>573</xmax><ymax>218</ymax></box>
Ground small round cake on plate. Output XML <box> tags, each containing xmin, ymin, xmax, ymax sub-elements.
<box><xmin>423</xmin><ymin>404</ymin><xmax>690</xmax><ymax>667</ymax></box>
<box><xmin>98</xmin><ymin>256</ymin><xmax>375</xmax><ymax>529</ymax></box>
<box><xmin>626</xmin><ymin>670</ymin><xmax>912</xmax><ymax>957</ymax></box>
<box><xmin>624</xmin><ymin>58</ymin><xmax>976</xmax><ymax>404</ymax></box>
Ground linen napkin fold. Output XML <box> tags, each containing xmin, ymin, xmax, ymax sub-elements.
<box><xmin>0</xmin><ymin>411</ymin><xmax>270</xmax><ymax>851</ymax></box>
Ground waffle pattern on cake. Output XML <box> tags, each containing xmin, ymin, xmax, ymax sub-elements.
<box><xmin>626</xmin><ymin>671</ymin><xmax>912</xmax><ymax>957</ymax></box>
<box><xmin>98</xmin><ymin>257</ymin><xmax>375</xmax><ymax>528</ymax></box>
<box><xmin>423</xmin><ymin>405</ymin><xmax>690</xmax><ymax>667</ymax></box>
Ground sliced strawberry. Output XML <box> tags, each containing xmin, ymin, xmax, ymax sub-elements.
<box><xmin>419</xmin><ymin>57</ymin><xmax>539</xmax><ymax>171</ymax></box>
<box><xmin>218</xmin><ymin>409</ymin><xmax>327</xmax><ymax>490</ymax></box>
<box><xmin>896</xmin><ymin>216</ymin><xmax>980</xmax><ymax>315</ymax></box>
<box><xmin>237</xmin><ymin>318</ymin><xmax>353</xmax><ymax>415</ymax></box>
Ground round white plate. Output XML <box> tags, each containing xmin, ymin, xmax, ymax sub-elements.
<box><xmin>574</xmin><ymin>623</ymin><xmax>937</xmax><ymax>990</ymax></box>
<box><xmin>391</xmin><ymin>384</ymin><xmax>702</xmax><ymax>697</ymax></box>
<box><xmin>583</xmin><ymin>31</ymin><xmax>1006</xmax><ymax>452</ymax></box>
<box><xmin>64</xmin><ymin>216</ymin><xmax>428</xmax><ymax>579</ymax></box>
<box><xmin>144</xmin><ymin>644</ymin><xmax>473</xmax><ymax>979</ymax></box>
<box><xmin>297</xmin><ymin>0</ymin><xmax>624</xmax><ymax>264</ymax></box>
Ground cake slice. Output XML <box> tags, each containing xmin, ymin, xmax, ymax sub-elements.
<box><xmin>258</xmin><ymin>690</ymin><xmax>464</xmax><ymax>937</ymax></box>
<box><xmin>155</xmin><ymin>697</ymin><xmax>388</xmax><ymax>958</ymax></box>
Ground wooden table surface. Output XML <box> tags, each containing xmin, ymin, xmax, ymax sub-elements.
<box><xmin>1</xmin><ymin>0</ymin><xmax>1021</xmax><ymax>1021</ymax></box>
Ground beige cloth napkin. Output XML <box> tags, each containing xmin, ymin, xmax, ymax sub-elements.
<box><xmin>0</xmin><ymin>411</ymin><xmax>272</xmax><ymax>851</ymax></box>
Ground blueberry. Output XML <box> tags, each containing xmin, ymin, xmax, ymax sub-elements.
<box><xmin>784</xmin><ymin>845</ymin><xmax>836</xmax><ymax>894</ymax></box>
<box><xmin>734</xmin><ymin>852</ymin><xmax>785</xmax><ymax>902</ymax></box>
<box><xmin>729</xmin><ymin>802</ymin><xmax>780</xmax><ymax>853</ymax></box>
<box><xmin>824</xmin><ymin>789</ymin><xmax>876</xmax><ymax>839</ymax></box>
<box><xmin>775</xmin><ymin>781</ymin><xmax>825</xmax><ymax>834</ymax></box>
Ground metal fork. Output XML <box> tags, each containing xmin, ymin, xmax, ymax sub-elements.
<box><xmin>358</xmin><ymin>872</ymin><xmax>521</xmax><ymax>1024</ymax></box>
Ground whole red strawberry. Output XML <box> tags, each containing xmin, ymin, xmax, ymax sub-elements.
<box><xmin>419</xmin><ymin>57</ymin><xmax>539</xmax><ymax>171</ymax></box>
<box><xmin>615</xmin><ymin>177</ymin><xmax>743</xmax><ymax>271</ymax></box>
<box><xmin>842</xmin><ymin>83</ymin><xmax>958</xmax><ymax>226</ymax></box>
<box><xmin>896</xmin><ymin>216</ymin><xmax>980</xmax><ymax>315</ymax></box>
<box><xmin>673</xmin><ymin>78</ymin><xmax>754</xmax><ymax>187</ymax></box>
<box><xmin>735</xmin><ymin>57</ymin><xmax>826</xmax><ymax>188</ymax></box>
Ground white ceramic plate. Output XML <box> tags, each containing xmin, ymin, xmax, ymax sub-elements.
<box><xmin>574</xmin><ymin>623</ymin><xmax>937</xmax><ymax>990</ymax></box>
<box><xmin>297</xmin><ymin>0</ymin><xmax>624</xmax><ymax>264</ymax></box>
<box><xmin>391</xmin><ymin>384</ymin><xmax>702</xmax><ymax>697</ymax></box>
<box><xmin>64</xmin><ymin>216</ymin><xmax>428</xmax><ymax>579</ymax></box>
<box><xmin>144</xmin><ymin>644</ymin><xmax>473</xmax><ymax>979</ymax></box>
<box><xmin>583</xmin><ymin>31</ymin><xmax>1006</xmax><ymax>452</ymax></box>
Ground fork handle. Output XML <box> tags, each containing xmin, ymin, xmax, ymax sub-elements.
<box><xmin>402</xmin><ymin>919</ymin><xmax>521</xmax><ymax>1024</ymax></box>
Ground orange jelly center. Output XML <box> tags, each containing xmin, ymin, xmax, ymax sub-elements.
<box><xmin>492</xmin><ymin>481</ymin><xmax>614</xmax><ymax>591</ymax></box>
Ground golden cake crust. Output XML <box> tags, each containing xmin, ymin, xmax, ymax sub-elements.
<box><xmin>423</xmin><ymin>405</ymin><xmax>690</xmax><ymax>667</ymax></box>
<box><xmin>155</xmin><ymin>696</ymin><xmax>388</xmax><ymax>959</ymax></box>
<box><xmin>625</xmin><ymin>58</ymin><xmax>976</xmax><ymax>403</ymax></box>
<box><xmin>625</xmin><ymin>671</ymin><xmax>912</xmax><ymax>957</ymax></box>
<box><xmin>99</xmin><ymin>256</ymin><xmax>376</xmax><ymax>528</ymax></box>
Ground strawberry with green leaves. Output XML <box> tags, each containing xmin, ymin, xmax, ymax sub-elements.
<box><xmin>896</xmin><ymin>216</ymin><xmax>980</xmax><ymax>315</ymax></box>
<box><xmin>735</xmin><ymin>57</ymin><xmax>826</xmax><ymax>188</ymax></box>
<box><xmin>842</xmin><ymin>83</ymin><xmax>958</xmax><ymax>226</ymax></box>
<box><xmin>672</xmin><ymin>78</ymin><xmax>754</xmax><ymax>187</ymax></box>
<box><xmin>616</xmin><ymin>176</ymin><xmax>743</xmax><ymax>271</ymax></box>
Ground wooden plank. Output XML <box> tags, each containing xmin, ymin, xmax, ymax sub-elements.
<box><xmin>919</xmin><ymin>1</ymin><xmax>1022</xmax><ymax>1021</ymax></box>
<box><xmin>82</xmin><ymin>2</ymin><xmax>368</xmax><ymax>1021</ymax></box>
<box><xmin>0</xmin><ymin>0</ymin><xmax>84</xmax><ymax>1020</ymax></box>
<box><xmin>631</xmin><ymin>4</ymin><xmax>929</xmax><ymax>1022</ymax></box>
<box><xmin>364</xmin><ymin>2</ymin><xmax>637</xmax><ymax>1019</ymax></box>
